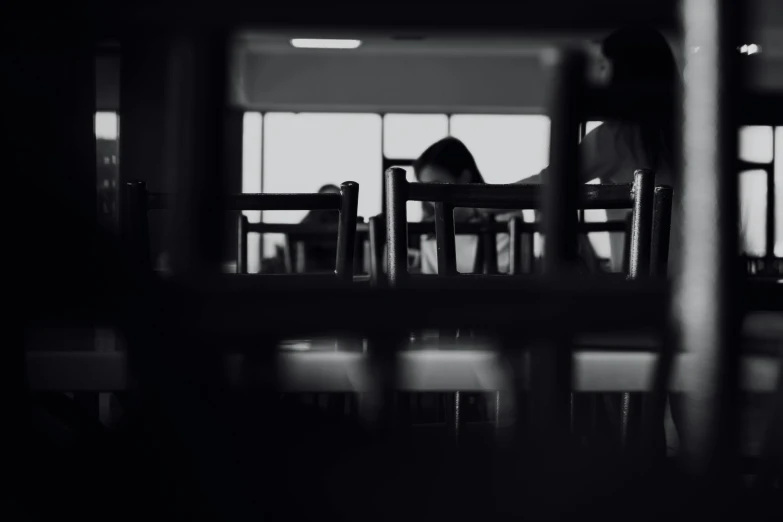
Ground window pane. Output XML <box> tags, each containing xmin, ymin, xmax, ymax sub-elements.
<box><xmin>739</xmin><ymin>170</ymin><xmax>768</xmax><ymax>256</ymax></box>
<box><xmin>96</xmin><ymin>112</ymin><xmax>119</xmax><ymax>233</ymax></box>
<box><xmin>383</xmin><ymin>114</ymin><xmax>449</xmax><ymax>159</ymax></box>
<box><xmin>583</xmin><ymin>178</ymin><xmax>611</xmax><ymax>259</ymax></box>
<box><xmin>776</xmin><ymin>127</ymin><xmax>783</xmax><ymax>256</ymax></box>
<box><xmin>739</xmin><ymin>126</ymin><xmax>773</xmax><ymax>164</ymax></box>
<box><xmin>242</xmin><ymin>112</ymin><xmax>263</xmax><ymax>272</ymax></box>
<box><xmin>449</xmin><ymin>115</ymin><xmax>550</xmax><ymax>185</ymax></box>
<box><xmin>585</xmin><ymin>121</ymin><xmax>603</xmax><ymax>135</ymax></box>
<box><xmin>95</xmin><ymin>111</ymin><xmax>118</xmax><ymax>140</ymax></box>
<box><xmin>262</xmin><ymin>112</ymin><xmax>382</xmax><ymax>256</ymax></box>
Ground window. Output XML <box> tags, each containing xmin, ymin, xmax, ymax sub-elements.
<box><xmin>244</xmin><ymin>113</ymin><xmax>783</xmax><ymax>270</ymax></box>
<box><xmin>383</xmin><ymin>114</ymin><xmax>449</xmax><ymax>222</ymax></box>
<box><xmin>95</xmin><ymin>112</ymin><xmax>119</xmax><ymax>231</ymax></box>
<box><xmin>242</xmin><ymin>112</ymin><xmax>263</xmax><ymax>272</ymax></box>
<box><xmin>737</xmin><ymin>125</ymin><xmax>778</xmax><ymax>258</ymax></box>
<box><xmin>585</xmin><ymin>121</ymin><xmax>603</xmax><ymax>135</ymax></box>
<box><xmin>94</xmin><ymin>111</ymin><xmax>119</xmax><ymax>140</ymax></box>
<box><xmin>262</xmin><ymin>112</ymin><xmax>382</xmax><ymax>256</ymax></box>
<box><xmin>450</xmin><ymin>115</ymin><xmax>550</xmax><ymax>185</ymax></box>
<box><xmin>739</xmin><ymin>170</ymin><xmax>768</xmax><ymax>256</ymax></box>
<box><xmin>776</xmin><ymin>127</ymin><xmax>783</xmax><ymax>256</ymax></box>
<box><xmin>383</xmin><ymin>114</ymin><xmax>448</xmax><ymax>159</ymax></box>
<box><xmin>739</xmin><ymin>126</ymin><xmax>774</xmax><ymax>164</ymax></box>
<box><xmin>583</xmin><ymin>178</ymin><xmax>612</xmax><ymax>260</ymax></box>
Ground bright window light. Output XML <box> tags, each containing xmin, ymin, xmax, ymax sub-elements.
<box><xmin>290</xmin><ymin>38</ymin><xmax>362</xmax><ymax>49</ymax></box>
<box><xmin>95</xmin><ymin>112</ymin><xmax>118</xmax><ymax>140</ymax></box>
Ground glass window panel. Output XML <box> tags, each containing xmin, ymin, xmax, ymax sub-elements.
<box><xmin>383</xmin><ymin>114</ymin><xmax>449</xmax><ymax>159</ymax></box>
<box><xmin>739</xmin><ymin>126</ymin><xmax>774</xmax><ymax>164</ymax></box>
<box><xmin>94</xmin><ymin>111</ymin><xmax>118</xmax><ymax>140</ymax></box>
<box><xmin>449</xmin><ymin>115</ymin><xmax>550</xmax><ymax>185</ymax></box>
<box><xmin>242</xmin><ymin>112</ymin><xmax>263</xmax><ymax>272</ymax></box>
<box><xmin>585</xmin><ymin>121</ymin><xmax>603</xmax><ymax>135</ymax></box>
<box><xmin>739</xmin><ymin>170</ymin><xmax>768</xmax><ymax>256</ymax></box>
<box><xmin>262</xmin><ymin>112</ymin><xmax>382</xmax><ymax>257</ymax></box>
<box><xmin>776</xmin><ymin>127</ymin><xmax>783</xmax><ymax>256</ymax></box>
<box><xmin>583</xmin><ymin>178</ymin><xmax>611</xmax><ymax>259</ymax></box>
<box><xmin>95</xmin><ymin>112</ymin><xmax>120</xmax><ymax>233</ymax></box>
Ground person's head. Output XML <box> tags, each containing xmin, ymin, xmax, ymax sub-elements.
<box><xmin>599</xmin><ymin>26</ymin><xmax>679</xmax><ymax>89</ymax></box>
<box><xmin>599</xmin><ymin>26</ymin><xmax>679</xmax><ymax>173</ymax></box>
<box><xmin>318</xmin><ymin>184</ymin><xmax>340</xmax><ymax>195</ymax></box>
<box><xmin>413</xmin><ymin>137</ymin><xmax>485</xmax><ymax>185</ymax></box>
<box><xmin>301</xmin><ymin>184</ymin><xmax>341</xmax><ymax>225</ymax></box>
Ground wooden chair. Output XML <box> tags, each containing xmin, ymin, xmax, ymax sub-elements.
<box><xmin>507</xmin><ymin>184</ymin><xmax>673</xmax><ymax>277</ymax></box>
<box><xmin>385</xmin><ymin>167</ymin><xmax>664</xmax><ymax>285</ymax></box>
<box><xmin>237</xmin><ymin>217</ymin><xmax>371</xmax><ymax>279</ymax></box>
<box><xmin>123</xmin><ymin>180</ymin><xmax>360</xmax><ymax>282</ymax></box>
<box><xmin>367</xmin><ymin>216</ymin><xmax>510</xmax><ymax>286</ymax></box>
<box><xmin>384</xmin><ymin>166</ymin><xmax>673</xmax><ymax>449</ymax></box>
<box><xmin>508</xmin><ymin>217</ymin><xmax>628</xmax><ymax>274</ymax></box>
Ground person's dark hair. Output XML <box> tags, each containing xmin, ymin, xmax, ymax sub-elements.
<box><xmin>301</xmin><ymin>184</ymin><xmax>341</xmax><ymax>225</ymax></box>
<box><xmin>601</xmin><ymin>26</ymin><xmax>679</xmax><ymax>88</ymax></box>
<box><xmin>317</xmin><ymin>184</ymin><xmax>340</xmax><ymax>194</ymax></box>
<box><xmin>413</xmin><ymin>137</ymin><xmax>486</xmax><ymax>185</ymax></box>
<box><xmin>601</xmin><ymin>26</ymin><xmax>680</xmax><ymax>173</ymax></box>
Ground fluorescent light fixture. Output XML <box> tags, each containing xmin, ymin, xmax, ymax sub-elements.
<box><xmin>290</xmin><ymin>38</ymin><xmax>362</xmax><ymax>49</ymax></box>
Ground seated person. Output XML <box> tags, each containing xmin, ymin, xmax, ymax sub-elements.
<box><xmin>413</xmin><ymin>138</ymin><xmax>601</xmax><ymax>274</ymax></box>
<box><xmin>290</xmin><ymin>184</ymin><xmax>341</xmax><ymax>273</ymax></box>
<box><xmin>413</xmin><ymin>138</ymin><xmax>512</xmax><ymax>274</ymax></box>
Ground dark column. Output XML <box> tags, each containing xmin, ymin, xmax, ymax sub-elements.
<box><xmin>164</xmin><ymin>29</ymin><xmax>230</xmax><ymax>278</ymax></box>
<box><xmin>119</xmin><ymin>33</ymin><xmax>169</xmax><ymax>266</ymax></box>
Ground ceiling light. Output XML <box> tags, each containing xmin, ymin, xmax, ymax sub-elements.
<box><xmin>290</xmin><ymin>38</ymin><xmax>362</xmax><ymax>49</ymax></box>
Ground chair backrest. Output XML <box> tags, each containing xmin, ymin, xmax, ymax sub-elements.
<box><xmin>122</xmin><ymin>180</ymin><xmax>360</xmax><ymax>282</ymax></box>
<box><xmin>237</xmin><ymin>218</ymin><xmax>370</xmax><ymax>275</ymax></box>
<box><xmin>384</xmin><ymin>166</ymin><xmax>665</xmax><ymax>287</ymax></box>
<box><xmin>507</xmin><ymin>185</ymin><xmax>673</xmax><ymax>277</ymax></box>
<box><xmin>508</xmin><ymin>216</ymin><xmax>628</xmax><ymax>275</ymax></box>
<box><xmin>367</xmin><ymin>216</ymin><xmax>510</xmax><ymax>285</ymax></box>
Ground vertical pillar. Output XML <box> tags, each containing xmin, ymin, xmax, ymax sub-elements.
<box><xmin>678</xmin><ymin>0</ymin><xmax>742</xmax><ymax>487</ymax></box>
<box><xmin>528</xmin><ymin>49</ymin><xmax>584</xmax><ymax>450</ymax></box>
<box><xmin>164</xmin><ymin>29</ymin><xmax>230</xmax><ymax>278</ymax></box>
<box><xmin>119</xmin><ymin>33</ymin><xmax>169</xmax><ymax>264</ymax></box>
<box><xmin>224</xmin><ymin>108</ymin><xmax>244</xmax><ymax>268</ymax></box>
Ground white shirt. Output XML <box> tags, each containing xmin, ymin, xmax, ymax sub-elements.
<box><xmin>520</xmin><ymin>121</ymin><xmax>678</xmax><ymax>273</ymax></box>
<box><xmin>420</xmin><ymin>234</ymin><xmax>512</xmax><ymax>275</ymax></box>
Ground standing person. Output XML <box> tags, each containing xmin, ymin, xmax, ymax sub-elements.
<box><xmin>512</xmin><ymin>26</ymin><xmax>683</xmax><ymax>455</ymax></box>
<box><xmin>516</xmin><ymin>25</ymin><xmax>681</xmax><ymax>274</ymax></box>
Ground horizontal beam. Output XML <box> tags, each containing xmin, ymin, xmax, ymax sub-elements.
<box><xmin>26</xmin><ymin>350</ymin><xmax>779</xmax><ymax>393</ymax></box>
<box><xmin>148</xmin><ymin>192</ymin><xmax>342</xmax><ymax>211</ymax></box>
<box><xmin>581</xmin><ymin>88</ymin><xmax>783</xmax><ymax>125</ymax></box>
<box><xmin>186</xmin><ymin>275</ymin><xmax>670</xmax><ymax>338</ymax></box>
<box><xmin>246</xmin><ymin>222</ymin><xmax>369</xmax><ymax>235</ymax></box>
<box><xmin>406</xmin><ymin>182</ymin><xmax>634</xmax><ymax>210</ymax></box>
<box><xmin>90</xmin><ymin>2</ymin><xmax>678</xmax><ymax>34</ymax></box>
<box><xmin>246</xmin><ymin>220</ymin><xmax>628</xmax><ymax>236</ymax></box>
